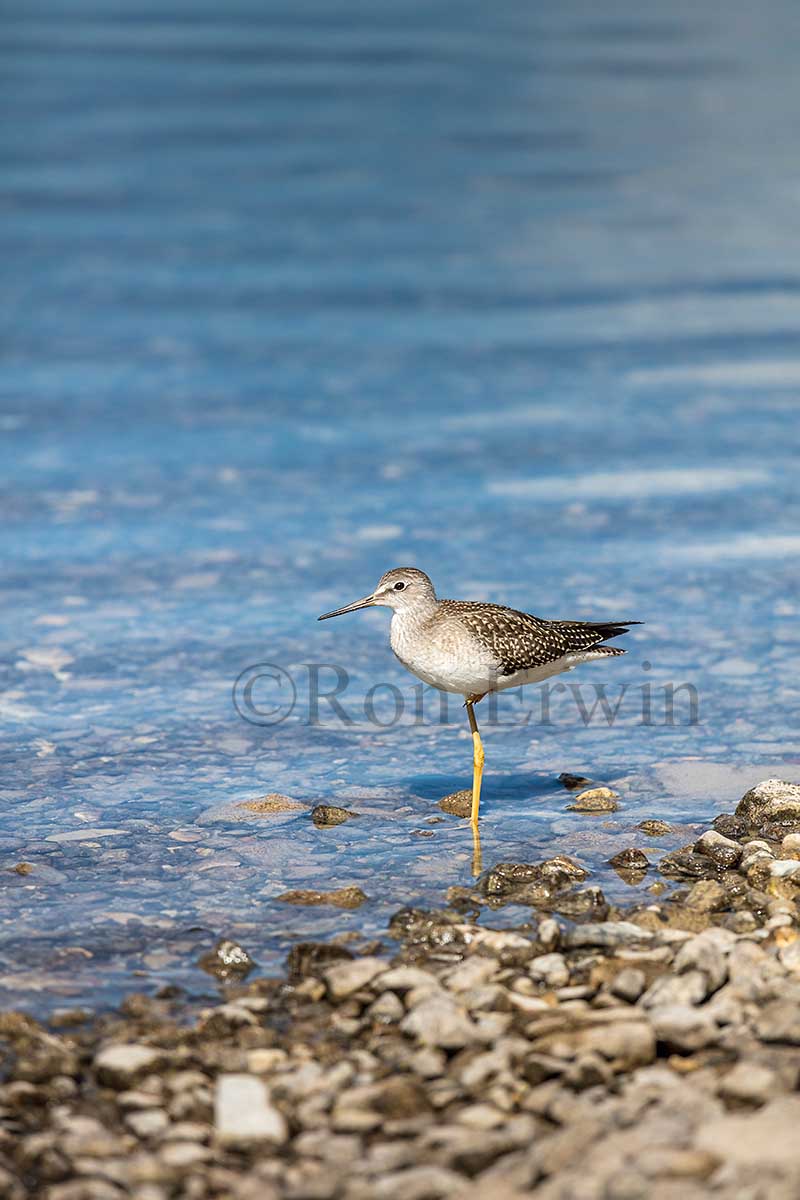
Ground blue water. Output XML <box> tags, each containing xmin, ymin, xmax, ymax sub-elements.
<box><xmin>2</xmin><ymin>0</ymin><xmax>800</xmax><ymax>1012</ymax></box>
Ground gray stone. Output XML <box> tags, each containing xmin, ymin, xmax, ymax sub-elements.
<box><xmin>528</xmin><ymin>953</ymin><xmax>569</xmax><ymax>988</ymax></box>
<box><xmin>400</xmin><ymin>994</ymin><xmax>479</xmax><ymax>1049</ymax></box>
<box><xmin>650</xmin><ymin>1005</ymin><xmax>719</xmax><ymax>1052</ymax></box>
<box><xmin>696</xmin><ymin>1096</ymin><xmax>800</xmax><ymax>1168</ymax></box>
<box><xmin>213</xmin><ymin>1074</ymin><xmax>288</xmax><ymax>1147</ymax></box>
<box><xmin>564</xmin><ymin>921</ymin><xmax>653</xmax><ymax>949</ymax></box>
<box><xmin>694</xmin><ymin>829</ymin><xmax>743</xmax><ymax>869</ymax></box>
<box><xmin>683</xmin><ymin>879</ymin><xmax>727</xmax><ymax>912</ymax></box>
<box><xmin>368</xmin><ymin>1165</ymin><xmax>466</xmax><ymax>1199</ymax></box>
<box><xmin>323</xmin><ymin>956</ymin><xmax>388</xmax><ymax>999</ymax></box>
<box><xmin>124</xmin><ymin>1109</ymin><xmax>169</xmax><ymax>1138</ymax></box>
<box><xmin>610</xmin><ymin>968</ymin><xmax>647</xmax><ymax>1003</ymax></box>
<box><xmin>640</xmin><ymin>970</ymin><xmax>708</xmax><ymax>1009</ymax></box>
<box><xmin>756</xmin><ymin>999</ymin><xmax>800</xmax><ymax>1045</ymax></box>
<box><xmin>718</xmin><ymin>1061</ymin><xmax>778</xmax><ymax>1106</ymax></box>
<box><xmin>672</xmin><ymin>928</ymin><xmax>733</xmax><ymax>994</ymax></box>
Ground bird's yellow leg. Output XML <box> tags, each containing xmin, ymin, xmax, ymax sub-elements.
<box><xmin>465</xmin><ymin>699</ymin><xmax>485</xmax><ymax>830</ymax></box>
<box><xmin>471</xmin><ymin>822</ymin><xmax>483</xmax><ymax>878</ymax></box>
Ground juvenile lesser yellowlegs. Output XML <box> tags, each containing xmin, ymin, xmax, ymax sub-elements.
<box><xmin>318</xmin><ymin>568</ymin><xmax>640</xmax><ymax>830</ymax></box>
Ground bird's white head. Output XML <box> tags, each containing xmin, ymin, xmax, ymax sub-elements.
<box><xmin>318</xmin><ymin>567</ymin><xmax>436</xmax><ymax>620</ymax></box>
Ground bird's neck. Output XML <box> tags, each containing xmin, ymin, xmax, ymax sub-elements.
<box><xmin>390</xmin><ymin>600</ymin><xmax>437</xmax><ymax>644</ymax></box>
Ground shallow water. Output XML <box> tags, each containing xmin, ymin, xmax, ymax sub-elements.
<box><xmin>2</xmin><ymin>0</ymin><xmax>799</xmax><ymax>1013</ymax></box>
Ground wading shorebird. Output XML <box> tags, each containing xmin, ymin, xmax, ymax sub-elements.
<box><xmin>318</xmin><ymin>568</ymin><xmax>640</xmax><ymax>833</ymax></box>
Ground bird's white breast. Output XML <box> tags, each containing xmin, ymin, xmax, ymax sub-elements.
<box><xmin>389</xmin><ymin>610</ymin><xmax>500</xmax><ymax>695</ymax></box>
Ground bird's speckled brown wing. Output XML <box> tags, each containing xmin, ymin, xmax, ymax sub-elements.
<box><xmin>437</xmin><ymin>600</ymin><xmax>638</xmax><ymax>676</ymax></box>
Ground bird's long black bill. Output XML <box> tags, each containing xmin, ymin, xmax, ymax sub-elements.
<box><xmin>317</xmin><ymin>594</ymin><xmax>375</xmax><ymax>620</ymax></box>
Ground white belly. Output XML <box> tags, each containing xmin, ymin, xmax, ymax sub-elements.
<box><xmin>390</xmin><ymin>613</ymin><xmax>501</xmax><ymax>696</ymax></box>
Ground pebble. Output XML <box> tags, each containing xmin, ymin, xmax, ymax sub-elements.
<box><xmin>610</xmin><ymin>968</ymin><xmax>647</xmax><ymax>1003</ymax></box>
<box><xmin>324</xmin><ymin>957</ymin><xmax>388</xmax><ymax>999</ymax></box>
<box><xmin>718</xmin><ymin>1061</ymin><xmax>778</xmax><ymax>1106</ymax></box>
<box><xmin>94</xmin><ymin>1045</ymin><xmax>163</xmax><ymax>1088</ymax></box>
<box><xmin>683</xmin><ymin>879</ymin><xmax>728</xmax><ymax>912</ymax></box>
<box><xmin>214</xmin><ymin>1074</ymin><xmax>288</xmax><ymax>1147</ymax></box>
<box><xmin>400</xmin><ymin>995</ymin><xmax>479</xmax><ymax>1049</ymax></box>
<box><xmin>650</xmin><ymin>1004</ymin><xmax>719</xmax><ymax>1052</ymax></box>
<box><xmin>695</xmin><ymin>829</ymin><xmax>743</xmax><ymax>868</ymax></box>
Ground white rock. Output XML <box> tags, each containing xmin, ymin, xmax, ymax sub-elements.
<box><xmin>214</xmin><ymin>1074</ymin><xmax>288</xmax><ymax>1147</ymax></box>
<box><xmin>94</xmin><ymin>1044</ymin><xmax>163</xmax><ymax>1088</ymax></box>
<box><xmin>697</xmin><ymin>1096</ymin><xmax>800</xmax><ymax>1167</ymax></box>
<box><xmin>442</xmin><ymin>957</ymin><xmax>499</xmax><ymax>992</ymax></box>
<box><xmin>376</xmin><ymin>966</ymin><xmax>440</xmax><ymax>993</ymax></box>
<box><xmin>529</xmin><ymin>953</ymin><xmax>569</xmax><ymax>988</ymax></box>
<box><xmin>769</xmin><ymin>859</ymin><xmax>800</xmax><ymax>878</ymax></box>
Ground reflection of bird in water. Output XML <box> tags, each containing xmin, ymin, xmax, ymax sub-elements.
<box><xmin>319</xmin><ymin>567</ymin><xmax>640</xmax><ymax>872</ymax></box>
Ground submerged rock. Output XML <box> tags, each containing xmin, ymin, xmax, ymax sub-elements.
<box><xmin>277</xmin><ymin>886</ymin><xmax>367</xmax><ymax>909</ymax></box>
<box><xmin>311</xmin><ymin>805</ymin><xmax>359</xmax><ymax>827</ymax></box>
<box><xmin>637</xmin><ymin>819</ymin><xmax>673</xmax><ymax>836</ymax></box>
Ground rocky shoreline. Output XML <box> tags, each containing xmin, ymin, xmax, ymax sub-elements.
<box><xmin>4</xmin><ymin>778</ymin><xmax>800</xmax><ymax>1199</ymax></box>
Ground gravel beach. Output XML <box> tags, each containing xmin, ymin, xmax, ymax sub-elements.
<box><xmin>4</xmin><ymin>778</ymin><xmax>800</xmax><ymax>1199</ymax></box>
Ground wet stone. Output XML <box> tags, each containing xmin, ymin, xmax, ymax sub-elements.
<box><xmin>197</xmin><ymin>938</ymin><xmax>255</xmax><ymax>981</ymax></box>
<box><xmin>658</xmin><ymin>848</ymin><xmax>713</xmax><ymax>879</ymax></box>
<box><xmin>712</xmin><ymin>812</ymin><xmax>747</xmax><ymax>840</ymax></box>
<box><xmin>311</xmin><ymin>804</ymin><xmax>359</xmax><ymax>826</ymax></box>
<box><xmin>609</xmin><ymin>849</ymin><xmax>649</xmax><ymax>871</ymax></box>
<box><xmin>567</xmin><ymin>787</ymin><xmax>619</xmax><ymax>812</ymax></box>
<box><xmin>695</xmin><ymin>829</ymin><xmax>743</xmax><ymax>869</ymax></box>
<box><xmin>237</xmin><ymin>794</ymin><xmax>306</xmax><ymax>816</ymax></box>
<box><xmin>559</xmin><ymin>773</ymin><xmax>592</xmax><ymax>791</ymax></box>
<box><xmin>438</xmin><ymin>791</ymin><xmax>472</xmax><ymax>818</ymax></box>
<box><xmin>277</xmin><ymin>886</ymin><xmax>367</xmax><ymax>909</ymax></box>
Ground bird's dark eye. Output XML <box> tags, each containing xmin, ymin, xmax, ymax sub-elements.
<box><xmin>394</xmin><ymin>581</ymin><xmax>406</xmax><ymax>590</ymax></box>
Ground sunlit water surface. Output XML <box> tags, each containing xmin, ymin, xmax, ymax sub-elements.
<box><xmin>1</xmin><ymin>0</ymin><xmax>799</xmax><ymax>1013</ymax></box>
